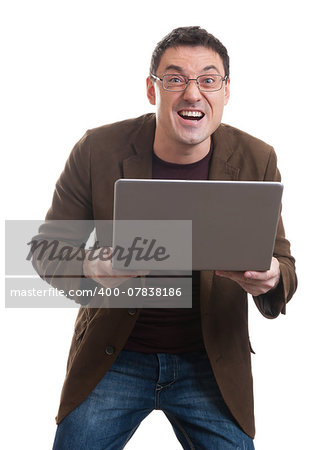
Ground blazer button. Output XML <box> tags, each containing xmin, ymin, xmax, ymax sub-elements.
<box><xmin>105</xmin><ymin>346</ymin><xmax>115</xmax><ymax>356</ymax></box>
<box><xmin>128</xmin><ymin>308</ymin><xmax>137</xmax><ymax>316</ymax></box>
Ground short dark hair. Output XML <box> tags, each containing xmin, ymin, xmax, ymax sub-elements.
<box><xmin>150</xmin><ymin>26</ymin><xmax>229</xmax><ymax>78</ymax></box>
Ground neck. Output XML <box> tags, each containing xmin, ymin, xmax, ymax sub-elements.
<box><xmin>153</xmin><ymin>135</ymin><xmax>211</xmax><ymax>165</ymax></box>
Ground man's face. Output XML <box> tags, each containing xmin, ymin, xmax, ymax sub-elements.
<box><xmin>147</xmin><ymin>46</ymin><xmax>230</xmax><ymax>149</ymax></box>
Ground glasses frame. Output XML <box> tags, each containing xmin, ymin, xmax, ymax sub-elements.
<box><xmin>150</xmin><ymin>73</ymin><xmax>229</xmax><ymax>92</ymax></box>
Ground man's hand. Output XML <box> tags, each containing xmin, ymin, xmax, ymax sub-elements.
<box><xmin>215</xmin><ymin>257</ymin><xmax>281</xmax><ymax>296</ymax></box>
<box><xmin>83</xmin><ymin>247</ymin><xmax>148</xmax><ymax>289</ymax></box>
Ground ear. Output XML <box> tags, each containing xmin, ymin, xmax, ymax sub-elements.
<box><xmin>146</xmin><ymin>76</ymin><xmax>156</xmax><ymax>105</ymax></box>
<box><xmin>224</xmin><ymin>78</ymin><xmax>231</xmax><ymax>106</ymax></box>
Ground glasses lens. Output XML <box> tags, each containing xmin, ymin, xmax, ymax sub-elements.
<box><xmin>198</xmin><ymin>75</ymin><xmax>223</xmax><ymax>91</ymax></box>
<box><xmin>163</xmin><ymin>74</ymin><xmax>187</xmax><ymax>91</ymax></box>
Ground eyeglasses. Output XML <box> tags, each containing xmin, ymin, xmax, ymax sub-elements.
<box><xmin>150</xmin><ymin>73</ymin><xmax>228</xmax><ymax>92</ymax></box>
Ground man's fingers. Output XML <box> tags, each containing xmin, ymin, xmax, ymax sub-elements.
<box><xmin>215</xmin><ymin>270</ymin><xmax>243</xmax><ymax>280</ymax></box>
<box><xmin>244</xmin><ymin>270</ymin><xmax>270</xmax><ymax>281</ymax></box>
<box><xmin>216</xmin><ymin>258</ymin><xmax>280</xmax><ymax>296</ymax></box>
<box><xmin>105</xmin><ymin>269</ymin><xmax>149</xmax><ymax>278</ymax></box>
<box><xmin>92</xmin><ymin>271</ymin><xmax>149</xmax><ymax>279</ymax></box>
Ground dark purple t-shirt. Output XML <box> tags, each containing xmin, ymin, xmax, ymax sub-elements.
<box><xmin>124</xmin><ymin>145</ymin><xmax>213</xmax><ymax>353</ymax></box>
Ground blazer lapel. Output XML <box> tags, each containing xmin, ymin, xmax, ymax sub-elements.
<box><xmin>122</xmin><ymin>114</ymin><xmax>156</xmax><ymax>179</ymax></box>
<box><xmin>209</xmin><ymin>124</ymin><xmax>240</xmax><ymax>181</ymax></box>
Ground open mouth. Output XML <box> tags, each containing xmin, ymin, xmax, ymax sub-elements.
<box><xmin>177</xmin><ymin>110</ymin><xmax>205</xmax><ymax>121</ymax></box>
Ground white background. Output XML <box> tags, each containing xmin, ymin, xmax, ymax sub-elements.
<box><xmin>1</xmin><ymin>0</ymin><xmax>334</xmax><ymax>449</ymax></box>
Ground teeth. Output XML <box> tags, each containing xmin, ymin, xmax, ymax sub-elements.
<box><xmin>179</xmin><ymin>110</ymin><xmax>204</xmax><ymax>118</ymax></box>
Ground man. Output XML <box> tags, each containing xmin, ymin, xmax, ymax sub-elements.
<box><xmin>32</xmin><ymin>26</ymin><xmax>297</xmax><ymax>449</ymax></box>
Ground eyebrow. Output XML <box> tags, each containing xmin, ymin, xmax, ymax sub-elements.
<box><xmin>202</xmin><ymin>65</ymin><xmax>221</xmax><ymax>73</ymax></box>
<box><xmin>164</xmin><ymin>64</ymin><xmax>184</xmax><ymax>73</ymax></box>
<box><xmin>163</xmin><ymin>64</ymin><xmax>222</xmax><ymax>74</ymax></box>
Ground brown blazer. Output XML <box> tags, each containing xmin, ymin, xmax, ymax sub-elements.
<box><xmin>33</xmin><ymin>113</ymin><xmax>297</xmax><ymax>439</ymax></box>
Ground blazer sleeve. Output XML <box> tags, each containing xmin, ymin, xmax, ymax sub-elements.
<box><xmin>253</xmin><ymin>148</ymin><xmax>298</xmax><ymax>318</ymax></box>
<box><xmin>30</xmin><ymin>132</ymin><xmax>99</xmax><ymax>305</ymax></box>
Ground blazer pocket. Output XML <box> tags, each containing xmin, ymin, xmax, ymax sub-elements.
<box><xmin>67</xmin><ymin>317</ymin><xmax>88</xmax><ymax>372</ymax></box>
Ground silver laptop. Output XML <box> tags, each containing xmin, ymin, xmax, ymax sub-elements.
<box><xmin>112</xmin><ymin>179</ymin><xmax>283</xmax><ymax>271</ymax></box>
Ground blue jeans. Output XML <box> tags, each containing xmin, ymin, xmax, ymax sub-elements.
<box><xmin>53</xmin><ymin>350</ymin><xmax>255</xmax><ymax>450</ymax></box>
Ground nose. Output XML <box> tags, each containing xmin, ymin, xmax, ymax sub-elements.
<box><xmin>182</xmin><ymin>79</ymin><xmax>202</xmax><ymax>103</ymax></box>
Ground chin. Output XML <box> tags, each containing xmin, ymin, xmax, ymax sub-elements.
<box><xmin>179</xmin><ymin>133</ymin><xmax>209</xmax><ymax>146</ymax></box>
